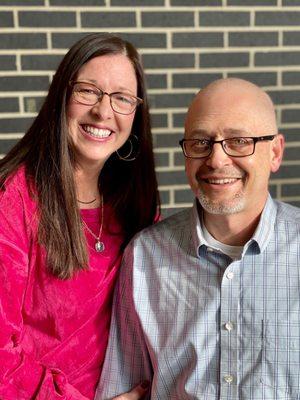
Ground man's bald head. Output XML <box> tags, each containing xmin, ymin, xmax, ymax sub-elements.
<box><xmin>185</xmin><ymin>78</ymin><xmax>278</xmax><ymax>137</ymax></box>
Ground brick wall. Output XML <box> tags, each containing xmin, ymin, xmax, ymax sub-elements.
<box><xmin>1</xmin><ymin>0</ymin><xmax>300</xmax><ymax>215</ymax></box>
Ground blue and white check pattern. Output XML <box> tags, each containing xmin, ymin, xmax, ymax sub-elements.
<box><xmin>96</xmin><ymin>195</ymin><xmax>300</xmax><ymax>400</ymax></box>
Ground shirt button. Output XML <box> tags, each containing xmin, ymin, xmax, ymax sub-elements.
<box><xmin>224</xmin><ymin>321</ymin><xmax>234</xmax><ymax>331</ymax></box>
<box><xmin>226</xmin><ymin>271</ymin><xmax>234</xmax><ymax>280</ymax></box>
<box><xmin>224</xmin><ymin>374</ymin><xmax>234</xmax><ymax>384</ymax></box>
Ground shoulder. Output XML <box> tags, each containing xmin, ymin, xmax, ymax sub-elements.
<box><xmin>124</xmin><ymin>208</ymin><xmax>193</xmax><ymax>259</ymax></box>
<box><xmin>121</xmin><ymin>208</ymin><xmax>192</xmax><ymax>277</ymax></box>
<box><xmin>1</xmin><ymin>165</ymin><xmax>29</xmax><ymax>191</ymax></box>
<box><xmin>136</xmin><ymin>208</ymin><xmax>191</xmax><ymax>240</ymax></box>
<box><xmin>0</xmin><ymin>165</ymin><xmax>37</xmax><ymax>223</ymax></box>
<box><xmin>274</xmin><ymin>199</ymin><xmax>300</xmax><ymax>224</ymax></box>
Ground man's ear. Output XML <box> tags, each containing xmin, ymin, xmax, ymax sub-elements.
<box><xmin>270</xmin><ymin>133</ymin><xmax>284</xmax><ymax>173</ymax></box>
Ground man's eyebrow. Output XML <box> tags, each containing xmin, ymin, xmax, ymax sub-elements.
<box><xmin>224</xmin><ymin>128</ymin><xmax>251</xmax><ymax>136</ymax></box>
<box><xmin>187</xmin><ymin>129</ymin><xmax>209</xmax><ymax>137</ymax></box>
<box><xmin>186</xmin><ymin>128</ymin><xmax>252</xmax><ymax>138</ymax></box>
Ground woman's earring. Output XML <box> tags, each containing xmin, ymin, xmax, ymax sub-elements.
<box><xmin>116</xmin><ymin>135</ymin><xmax>139</xmax><ymax>161</ymax></box>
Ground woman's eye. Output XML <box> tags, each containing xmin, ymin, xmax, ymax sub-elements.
<box><xmin>79</xmin><ymin>88</ymin><xmax>96</xmax><ymax>94</ymax></box>
<box><xmin>115</xmin><ymin>94</ymin><xmax>133</xmax><ymax>104</ymax></box>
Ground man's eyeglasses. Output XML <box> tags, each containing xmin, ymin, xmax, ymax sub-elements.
<box><xmin>179</xmin><ymin>135</ymin><xmax>277</xmax><ymax>159</ymax></box>
<box><xmin>70</xmin><ymin>81</ymin><xmax>143</xmax><ymax>115</ymax></box>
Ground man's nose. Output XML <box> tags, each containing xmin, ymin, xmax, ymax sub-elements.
<box><xmin>205</xmin><ymin>142</ymin><xmax>232</xmax><ymax>169</ymax></box>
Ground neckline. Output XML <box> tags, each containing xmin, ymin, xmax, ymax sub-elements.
<box><xmin>80</xmin><ymin>207</ymin><xmax>101</xmax><ymax>214</ymax></box>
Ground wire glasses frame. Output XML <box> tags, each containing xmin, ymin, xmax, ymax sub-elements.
<box><xmin>70</xmin><ymin>80</ymin><xmax>143</xmax><ymax>115</ymax></box>
<box><xmin>179</xmin><ymin>135</ymin><xmax>277</xmax><ymax>159</ymax></box>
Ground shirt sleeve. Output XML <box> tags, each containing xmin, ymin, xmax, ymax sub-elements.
<box><xmin>0</xmin><ymin>182</ymin><xmax>89</xmax><ymax>400</ymax></box>
<box><xmin>95</xmin><ymin>241</ymin><xmax>153</xmax><ymax>399</ymax></box>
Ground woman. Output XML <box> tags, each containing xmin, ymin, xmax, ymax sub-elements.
<box><xmin>0</xmin><ymin>33</ymin><xmax>159</xmax><ymax>399</ymax></box>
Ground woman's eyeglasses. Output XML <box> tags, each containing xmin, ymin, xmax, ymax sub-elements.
<box><xmin>70</xmin><ymin>81</ymin><xmax>143</xmax><ymax>115</ymax></box>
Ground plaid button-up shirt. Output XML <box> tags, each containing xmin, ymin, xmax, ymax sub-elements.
<box><xmin>97</xmin><ymin>195</ymin><xmax>300</xmax><ymax>400</ymax></box>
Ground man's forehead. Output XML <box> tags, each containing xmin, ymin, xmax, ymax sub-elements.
<box><xmin>185</xmin><ymin>108</ymin><xmax>258</xmax><ymax>134</ymax></box>
<box><xmin>185</xmin><ymin>127</ymin><xmax>252</xmax><ymax>138</ymax></box>
<box><xmin>185</xmin><ymin>97</ymin><xmax>276</xmax><ymax>137</ymax></box>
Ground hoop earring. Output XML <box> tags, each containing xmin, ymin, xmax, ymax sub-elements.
<box><xmin>116</xmin><ymin>135</ymin><xmax>139</xmax><ymax>162</ymax></box>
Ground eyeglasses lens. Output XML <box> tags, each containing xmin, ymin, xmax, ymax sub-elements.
<box><xmin>184</xmin><ymin>138</ymin><xmax>255</xmax><ymax>158</ymax></box>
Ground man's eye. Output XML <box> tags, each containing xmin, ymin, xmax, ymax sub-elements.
<box><xmin>194</xmin><ymin>140</ymin><xmax>209</xmax><ymax>147</ymax></box>
<box><xmin>229</xmin><ymin>138</ymin><xmax>250</xmax><ymax>145</ymax></box>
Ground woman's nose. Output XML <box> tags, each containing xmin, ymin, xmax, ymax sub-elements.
<box><xmin>91</xmin><ymin>93</ymin><xmax>113</xmax><ymax>119</ymax></box>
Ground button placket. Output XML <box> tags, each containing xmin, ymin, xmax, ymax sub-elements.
<box><xmin>220</xmin><ymin>264</ymin><xmax>239</xmax><ymax>399</ymax></box>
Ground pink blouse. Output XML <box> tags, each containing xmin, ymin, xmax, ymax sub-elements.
<box><xmin>0</xmin><ymin>167</ymin><xmax>124</xmax><ymax>399</ymax></box>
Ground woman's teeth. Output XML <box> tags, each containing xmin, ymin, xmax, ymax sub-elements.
<box><xmin>83</xmin><ymin>125</ymin><xmax>111</xmax><ymax>138</ymax></box>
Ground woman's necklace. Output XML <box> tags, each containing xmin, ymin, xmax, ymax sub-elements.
<box><xmin>77</xmin><ymin>198</ymin><xmax>96</xmax><ymax>205</ymax></box>
<box><xmin>82</xmin><ymin>194</ymin><xmax>105</xmax><ymax>252</ymax></box>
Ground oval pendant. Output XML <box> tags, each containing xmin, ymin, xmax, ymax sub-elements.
<box><xmin>95</xmin><ymin>241</ymin><xmax>105</xmax><ymax>252</ymax></box>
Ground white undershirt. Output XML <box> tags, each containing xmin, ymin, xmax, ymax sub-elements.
<box><xmin>202</xmin><ymin>223</ymin><xmax>243</xmax><ymax>260</ymax></box>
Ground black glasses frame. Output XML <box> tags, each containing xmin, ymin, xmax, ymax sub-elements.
<box><xmin>69</xmin><ymin>80</ymin><xmax>143</xmax><ymax>115</ymax></box>
<box><xmin>179</xmin><ymin>135</ymin><xmax>277</xmax><ymax>159</ymax></box>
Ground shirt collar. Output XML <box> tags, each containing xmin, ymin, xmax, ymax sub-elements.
<box><xmin>190</xmin><ymin>199</ymin><xmax>209</xmax><ymax>256</ymax></box>
<box><xmin>190</xmin><ymin>194</ymin><xmax>277</xmax><ymax>257</ymax></box>
<box><xmin>247</xmin><ymin>193</ymin><xmax>277</xmax><ymax>253</ymax></box>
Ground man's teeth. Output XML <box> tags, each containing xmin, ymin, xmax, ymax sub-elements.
<box><xmin>83</xmin><ymin>125</ymin><xmax>111</xmax><ymax>138</ymax></box>
<box><xmin>206</xmin><ymin>178</ymin><xmax>238</xmax><ymax>184</ymax></box>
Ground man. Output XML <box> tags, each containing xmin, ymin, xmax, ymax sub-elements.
<box><xmin>96</xmin><ymin>78</ymin><xmax>300</xmax><ymax>399</ymax></box>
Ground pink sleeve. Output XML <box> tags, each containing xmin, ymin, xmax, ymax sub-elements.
<box><xmin>0</xmin><ymin>243</ymin><xmax>90</xmax><ymax>400</ymax></box>
<box><xmin>0</xmin><ymin>176</ymin><xmax>89</xmax><ymax>400</ymax></box>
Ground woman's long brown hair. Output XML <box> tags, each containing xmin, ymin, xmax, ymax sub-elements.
<box><xmin>0</xmin><ymin>33</ymin><xmax>159</xmax><ymax>279</ymax></box>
